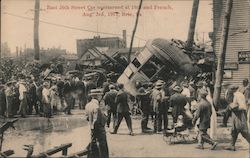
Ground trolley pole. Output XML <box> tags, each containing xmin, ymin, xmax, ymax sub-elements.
<box><xmin>128</xmin><ymin>0</ymin><xmax>143</xmax><ymax>63</ymax></box>
<box><xmin>34</xmin><ymin>0</ymin><xmax>40</xmax><ymax>60</ymax></box>
<box><xmin>213</xmin><ymin>0</ymin><xmax>233</xmax><ymax>107</ymax></box>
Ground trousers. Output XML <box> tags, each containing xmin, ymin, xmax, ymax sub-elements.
<box><xmin>107</xmin><ymin>110</ymin><xmax>116</xmax><ymax>129</ymax></box>
<box><xmin>154</xmin><ymin>112</ymin><xmax>168</xmax><ymax>132</ymax></box>
<box><xmin>114</xmin><ymin>112</ymin><xmax>133</xmax><ymax>133</ymax></box>
<box><xmin>198</xmin><ymin>129</ymin><xmax>216</xmax><ymax>145</ymax></box>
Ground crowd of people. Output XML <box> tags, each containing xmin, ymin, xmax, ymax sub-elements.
<box><xmin>0</xmin><ymin>59</ymin><xmax>249</xmax><ymax>157</ymax></box>
<box><xmin>0</xmin><ymin>71</ymin><xmax>99</xmax><ymax>118</ymax></box>
<box><xmin>86</xmin><ymin>77</ymin><xmax>250</xmax><ymax>158</ymax></box>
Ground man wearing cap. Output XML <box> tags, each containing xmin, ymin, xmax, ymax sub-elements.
<box><xmin>103</xmin><ymin>84</ymin><xmax>118</xmax><ymax>129</ymax></box>
<box><xmin>192</xmin><ymin>89</ymin><xmax>218</xmax><ymax>150</ymax></box>
<box><xmin>226</xmin><ymin>85</ymin><xmax>250</xmax><ymax>151</ymax></box>
<box><xmin>170</xmin><ymin>86</ymin><xmax>187</xmax><ymax>124</ymax></box>
<box><xmin>111</xmin><ymin>83</ymin><xmax>134</xmax><ymax>136</ymax></box>
<box><xmin>85</xmin><ymin>89</ymin><xmax>109</xmax><ymax>158</ymax></box>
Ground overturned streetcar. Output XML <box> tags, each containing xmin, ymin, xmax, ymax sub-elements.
<box><xmin>117</xmin><ymin>38</ymin><xmax>212</xmax><ymax>96</ymax></box>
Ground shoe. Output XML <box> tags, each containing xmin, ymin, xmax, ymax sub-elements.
<box><xmin>211</xmin><ymin>142</ymin><xmax>218</xmax><ymax>150</ymax></box>
<box><xmin>145</xmin><ymin>127</ymin><xmax>151</xmax><ymax>130</ymax></box>
<box><xmin>129</xmin><ymin>132</ymin><xmax>134</xmax><ymax>136</ymax></box>
<box><xmin>225</xmin><ymin>146</ymin><xmax>236</xmax><ymax>151</ymax></box>
<box><xmin>196</xmin><ymin>145</ymin><xmax>204</xmax><ymax>150</ymax></box>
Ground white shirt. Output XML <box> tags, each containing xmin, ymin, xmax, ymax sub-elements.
<box><xmin>233</xmin><ymin>91</ymin><xmax>247</xmax><ymax>110</ymax></box>
<box><xmin>42</xmin><ymin>88</ymin><xmax>51</xmax><ymax>104</ymax></box>
<box><xmin>181</xmin><ymin>87</ymin><xmax>190</xmax><ymax>97</ymax></box>
<box><xmin>85</xmin><ymin>99</ymin><xmax>99</xmax><ymax>130</ymax></box>
<box><xmin>19</xmin><ymin>83</ymin><xmax>27</xmax><ymax>100</ymax></box>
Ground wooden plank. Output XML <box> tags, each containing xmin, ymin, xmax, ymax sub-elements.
<box><xmin>34</xmin><ymin>143</ymin><xmax>72</xmax><ymax>157</ymax></box>
<box><xmin>65</xmin><ymin>149</ymin><xmax>89</xmax><ymax>158</ymax></box>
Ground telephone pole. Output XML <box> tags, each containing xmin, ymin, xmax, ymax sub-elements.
<box><xmin>34</xmin><ymin>0</ymin><xmax>40</xmax><ymax>60</ymax></box>
<box><xmin>186</xmin><ymin>0</ymin><xmax>200</xmax><ymax>50</ymax></box>
<box><xmin>128</xmin><ymin>0</ymin><xmax>143</xmax><ymax>63</ymax></box>
<box><xmin>213</xmin><ymin>0</ymin><xmax>233</xmax><ymax>107</ymax></box>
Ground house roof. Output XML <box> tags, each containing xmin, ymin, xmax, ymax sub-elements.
<box><xmin>60</xmin><ymin>54</ymin><xmax>78</xmax><ymax>60</ymax></box>
<box><xmin>105</xmin><ymin>47</ymin><xmax>143</xmax><ymax>57</ymax></box>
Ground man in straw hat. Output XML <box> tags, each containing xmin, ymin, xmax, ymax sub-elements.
<box><xmin>85</xmin><ymin>89</ymin><xmax>109</xmax><ymax>158</ymax></box>
<box><xmin>151</xmin><ymin>80</ymin><xmax>168</xmax><ymax>133</ymax></box>
<box><xmin>111</xmin><ymin>83</ymin><xmax>134</xmax><ymax>136</ymax></box>
<box><xmin>192</xmin><ymin>89</ymin><xmax>218</xmax><ymax>150</ymax></box>
<box><xmin>225</xmin><ymin>85</ymin><xmax>250</xmax><ymax>151</ymax></box>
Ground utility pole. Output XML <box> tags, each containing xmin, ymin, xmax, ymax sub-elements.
<box><xmin>186</xmin><ymin>0</ymin><xmax>200</xmax><ymax>50</ymax></box>
<box><xmin>127</xmin><ymin>0</ymin><xmax>143</xmax><ymax>63</ymax></box>
<box><xmin>213</xmin><ymin>0</ymin><xmax>233</xmax><ymax>107</ymax></box>
<box><xmin>34</xmin><ymin>0</ymin><xmax>40</xmax><ymax>60</ymax></box>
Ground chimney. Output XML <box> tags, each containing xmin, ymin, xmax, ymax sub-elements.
<box><xmin>16</xmin><ymin>46</ymin><xmax>19</xmax><ymax>57</ymax></box>
<box><xmin>122</xmin><ymin>30</ymin><xmax>127</xmax><ymax>48</ymax></box>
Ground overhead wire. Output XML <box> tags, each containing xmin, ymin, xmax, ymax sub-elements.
<box><xmin>2</xmin><ymin>12</ymin><xmax>147</xmax><ymax>41</ymax></box>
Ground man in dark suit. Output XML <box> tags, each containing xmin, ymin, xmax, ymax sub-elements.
<box><xmin>103</xmin><ymin>84</ymin><xmax>117</xmax><ymax>130</ymax></box>
<box><xmin>169</xmin><ymin>86</ymin><xmax>187</xmax><ymax>124</ymax></box>
<box><xmin>192</xmin><ymin>89</ymin><xmax>218</xmax><ymax>150</ymax></box>
<box><xmin>111</xmin><ymin>83</ymin><xmax>134</xmax><ymax>136</ymax></box>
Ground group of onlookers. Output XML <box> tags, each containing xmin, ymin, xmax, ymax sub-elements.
<box><xmin>0</xmin><ymin>73</ymin><xmax>98</xmax><ymax>118</ymax></box>
<box><xmin>98</xmin><ymin>78</ymin><xmax>249</xmax><ymax>151</ymax></box>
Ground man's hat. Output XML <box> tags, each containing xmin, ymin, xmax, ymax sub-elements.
<box><xmin>173</xmin><ymin>86</ymin><xmax>183</xmax><ymax>92</ymax></box>
<box><xmin>43</xmin><ymin>82</ymin><xmax>50</xmax><ymax>87</ymax></box>
<box><xmin>155</xmin><ymin>80</ymin><xmax>165</xmax><ymax>89</ymax></box>
<box><xmin>89</xmin><ymin>89</ymin><xmax>103</xmax><ymax>96</ymax></box>
<box><xmin>6</xmin><ymin>80</ymin><xmax>16</xmax><ymax>86</ymax></box>
<box><xmin>196</xmin><ymin>81</ymin><xmax>203</xmax><ymax>87</ymax></box>
<box><xmin>0</xmin><ymin>84</ymin><xmax>5</xmax><ymax>89</ymax></box>
<box><xmin>229</xmin><ymin>85</ymin><xmax>239</xmax><ymax>91</ymax></box>
<box><xmin>109</xmin><ymin>84</ymin><xmax>115</xmax><ymax>90</ymax></box>
<box><xmin>222</xmin><ymin>82</ymin><xmax>231</xmax><ymax>87</ymax></box>
<box><xmin>199</xmin><ymin>89</ymin><xmax>208</xmax><ymax>97</ymax></box>
<box><xmin>182</xmin><ymin>82</ymin><xmax>189</xmax><ymax>87</ymax></box>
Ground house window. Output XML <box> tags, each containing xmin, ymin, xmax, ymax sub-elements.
<box><xmin>86</xmin><ymin>54</ymin><xmax>91</xmax><ymax>60</ymax></box>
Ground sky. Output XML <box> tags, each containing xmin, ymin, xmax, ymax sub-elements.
<box><xmin>1</xmin><ymin>0</ymin><xmax>213</xmax><ymax>54</ymax></box>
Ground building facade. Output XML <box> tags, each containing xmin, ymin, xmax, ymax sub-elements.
<box><xmin>213</xmin><ymin>0</ymin><xmax>250</xmax><ymax>87</ymax></box>
<box><xmin>76</xmin><ymin>31</ymin><xmax>127</xmax><ymax>58</ymax></box>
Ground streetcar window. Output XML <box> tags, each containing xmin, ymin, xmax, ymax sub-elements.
<box><xmin>124</xmin><ymin>67</ymin><xmax>134</xmax><ymax>79</ymax></box>
<box><xmin>132</xmin><ymin>58</ymin><xmax>141</xmax><ymax>68</ymax></box>
<box><xmin>140</xmin><ymin>55</ymin><xmax>164</xmax><ymax>79</ymax></box>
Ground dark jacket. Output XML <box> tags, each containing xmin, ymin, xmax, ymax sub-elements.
<box><xmin>104</xmin><ymin>89</ymin><xmax>117</xmax><ymax>112</ymax></box>
<box><xmin>0</xmin><ymin>89</ymin><xmax>6</xmax><ymax>115</ymax></box>
<box><xmin>115</xmin><ymin>90</ymin><xmax>130</xmax><ymax>113</ymax></box>
<box><xmin>170</xmin><ymin>93</ymin><xmax>187</xmax><ymax>118</ymax></box>
<box><xmin>192</xmin><ymin>98</ymin><xmax>212</xmax><ymax>130</ymax></box>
